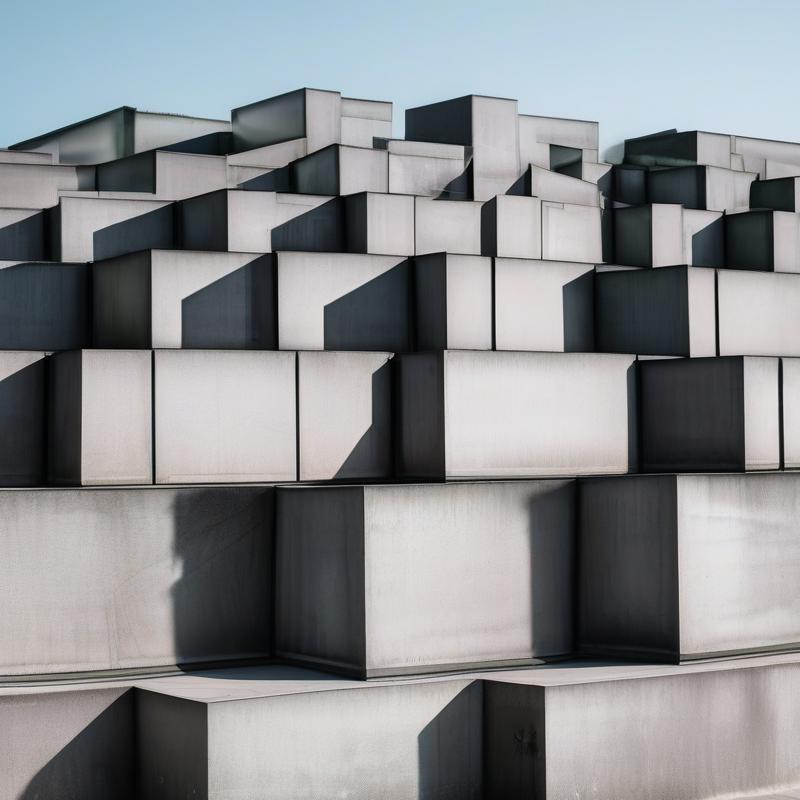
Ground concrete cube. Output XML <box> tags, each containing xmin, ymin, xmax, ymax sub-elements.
<box><xmin>93</xmin><ymin>250</ymin><xmax>276</xmax><ymax>349</ymax></box>
<box><xmin>541</xmin><ymin>200</ymin><xmax>602</xmax><ymax>263</ymax></box>
<box><xmin>494</xmin><ymin>258</ymin><xmax>594</xmax><ymax>352</ymax></box>
<box><xmin>415</xmin><ymin>197</ymin><xmax>483</xmax><ymax>255</ymax></box>
<box><xmin>750</xmin><ymin>176</ymin><xmax>800</xmax><ymax>212</ymax></box>
<box><xmin>387</xmin><ymin>142</ymin><xmax>468</xmax><ymax>198</ymax></box>
<box><xmin>595</xmin><ymin>264</ymin><xmax>716</xmax><ymax>356</ymax></box>
<box><xmin>275</xmin><ymin>480</ymin><xmax>575</xmax><ymax>676</ymax></box>
<box><xmin>397</xmin><ymin>350</ymin><xmax>636</xmax><ymax>479</ymax></box>
<box><xmin>647</xmin><ymin>165</ymin><xmax>755</xmax><ymax>211</ymax></box>
<box><xmin>0</xmin><ymin>162</ymin><xmax>92</xmax><ymax>209</ymax></box>
<box><xmin>481</xmin><ymin>196</ymin><xmax>541</xmax><ymax>259</ymax></box>
<box><xmin>624</xmin><ymin>130</ymin><xmax>733</xmax><ymax>168</ymax></box>
<box><xmin>344</xmin><ymin>192</ymin><xmax>414</xmax><ymax>255</ymax></box>
<box><xmin>340</xmin><ymin>97</ymin><xmax>392</xmax><ymax>147</ymax></box>
<box><xmin>276</xmin><ymin>251</ymin><xmax>411</xmax><ymax>351</ymax></box>
<box><xmin>297</xmin><ymin>351</ymin><xmax>392</xmax><ymax>481</ymax></box>
<box><xmin>154</xmin><ymin>350</ymin><xmax>295</xmax><ymax>483</ymax></box>
<box><xmin>579</xmin><ymin>473</ymin><xmax>800</xmax><ymax>660</ymax></box>
<box><xmin>527</xmin><ymin>164</ymin><xmax>601</xmax><ymax>206</ymax></box>
<box><xmin>640</xmin><ymin>356</ymin><xmax>779</xmax><ymax>471</ymax></box>
<box><xmin>292</xmin><ymin>145</ymin><xmax>388</xmax><ymax>196</ymax></box>
<box><xmin>48</xmin><ymin>349</ymin><xmax>152</xmax><ymax>486</ymax></box>
<box><xmin>414</xmin><ymin>252</ymin><xmax>492</xmax><ymax>350</ymax></box>
<box><xmin>725</xmin><ymin>209</ymin><xmax>800</xmax><ymax>272</ymax></box>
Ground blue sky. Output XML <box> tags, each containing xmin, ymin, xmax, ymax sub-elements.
<box><xmin>2</xmin><ymin>0</ymin><xmax>799</xmax><ymax>160</ymax></box>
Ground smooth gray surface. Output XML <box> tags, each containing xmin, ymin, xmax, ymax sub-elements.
<box><xmin>725</xmin><ymin>209</ymin><xmax>800</xmax><ymax>272</ymax></box>
<box><xmin>541</xmin><ymin>200</ymin><xmax>602</xmax><ymax>263</ymax></box>
<box><xmin>481</xmin><ymin>196</ymin><xmax>542</xmax><ymax>259</ymax></box>
<box><xmin>415</xmin><ymin>197</ymin><xmax>482</xmax><ymax>255</ymax></box>
<box><xmin>783</xmin><ymin>358</ymin><xmax>800</xmax><ymax>469</ymax></box>
<box><xmin>0</xmin><ymin>486</ymin><xmax>272</xmax><ymax>675</ymax></box>
<box><xmin>397</xmin><ymin>351</ymin><xmax>637</xmax><ymax>479</ymax></box>
<box><xmin>275</xmin><ymin>481</ymin><xmax>575</xmax><ymax>676</ymax></box>
<box><xmin>647</xmin><ymin>165</ymin><xmax>754</xmax><ymax>211</ymax></box>
<box><xmin>345</xmin><ymin>192</ymin><xmax>415</xmax><ymax>255</ymax></box>
<box><xmin>0</xmin><ymin>208</ymin><xmax>45</xmax><ymax>261</ymax></box>
<box><xmin>292</xmin><ymin>145</ymin><xmax>388</xmax><ymax>196</ymax></box>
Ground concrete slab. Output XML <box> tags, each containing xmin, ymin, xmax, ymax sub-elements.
<box><xmin>541</xmin><ymin>200</ymin><xmax>602</xmax><ymax>263</ymax></box>
<box><xmin>415</xmin><ymin>196</ymin><xmax>482</xmax><ymax>255</ymax></box>
<box><xmin>481</xmin><ymin>195</ymin><xmax>542</xmax><ymax>259</ymax></box>
<box><xmin>345</xmin><ymin>192</ymin><xmax>414</xmax><ymax>255</ymax></box>
<box><xmin>0</xmin><ymin>208</ymin><xmax>45</xmax><ymax>261</ymax></box>
<box><xmin>647</xmin><ymin>165</ymin><xmax>755</xmax><ymax>211</ymax></box>
<box><xmin>291</xmin><ymin>145</ymin><xmax>388</xmax><ymax>196</ymax></box>
<box><xmin>726</xmin><ymin>209</ymin><xmax>800</xmax><ymax>272</ymax></box>
<box><xmin>527</xmin><ymin>164</ymin><xmax>601</xmax><ymax>206</ymax></box>
<box><xmin>0</xmin><ymin>162</ymin><xmax>93</xmax><ymax>209</ymax></box>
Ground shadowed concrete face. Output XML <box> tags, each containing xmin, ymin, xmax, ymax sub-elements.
<box><xmin>0</xmin><ymin>209</ymin><xmax>45</xmax><ymax>261</ymax></box>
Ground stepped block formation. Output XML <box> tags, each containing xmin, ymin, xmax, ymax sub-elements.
<box><xmin>4</xmin><ymin>89</ymin><xmax>800</xmax><ymax>798</ymax></box>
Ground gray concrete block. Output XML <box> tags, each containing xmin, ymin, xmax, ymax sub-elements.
<box><xmin>345</xmin><ymin>192</ymin><xmax>414</xmax><ymax>255</ymax></box>
<box><xmin>0</xmin><ymin>486</ymin><xmax>272</xmax><ymax>675</ymax></box>
<box><xmin>579</xmin><ymin>473</ymin><xmax>800</xmax><ymax>660</ymax></box>
<box><xmin>485</xmin><ymin>656</ymin><xmax>800</xmax><ymax>800</ymax></box>
<box><xmin>494</xmin><ymin>258</ymin><xmax>594</xmax><ymax>352</ymax></box>
<box><xmin>340</xmin><ymin>97</ymin><xmax>392</xmax><ymax>147</ymax></box>
<box><xmin>297</xmin><ymin>351</ymin><xmax>392</xmax><ymax>481</ymax></box>
<box><xmin>0</xmin><ymin>162</ymin><xmax>93</xmax><ymax>209</ymax></box>
<box><xmin>292</xmin><ymin>145</ymin><xmax>388</xmax><ymax>196</ymax></box>
<box><xmin>414</xmin><ymin>252</ymin><xmax>492</xmax><ymax>350</ymax></box>
<box><xmin>750</xmin><ymin>176</ymin><xmax>800</xmax><ymax>212</ymax></box>
<box><xmin>647</xmin><ymin>165</ymin><xmax>755</xmax><ymax>211</ymax></box>
<box><xmin>726</xmin><ymin>209</ymin><xmax>800</xmax><ymax>272</ymax></box>
<box><xmin>276</xmin><ymin>251</ymin><xmax>411</xmax><ymax>351</ymax></box>
<box><xmin>48</xmin><ymin>350</ymin><xmax>152</xmax><ymax>486</ymax></box>
<box><xmin>783</xmin><ymin>358</ymin><xmax>800</xmax><ymax>469</ymax></box>
<box><xmin>93</xmin><ymin>250</ymin><xmax>276</xmax><ymax>349</ymax></box>
<box><xmin>154</xmin><ymin>350</ymin><xmax>295</xmax><ymax>483</ymax></box>
<box><xmin>0</xmin><ymin>260</ymin><xmax>90</xmax><ymax>350</ymax></box>
<box><xmin>541</xmin><ymin>200</ymin><xmax>602</xmax><ymax>263</ymax></box>
<box><xmin>640</xmin><ymin>356</ymin><xmax>780</xmax><ymax>471</ymax></box>
<box><xmin>595</xmin><ymin>265</ymin><xmax>716</xmax><ymax>356</ymax></box>
<box><xmin>415</xmin><ymin>196</ymin><xmax>483</xmax><ymax>255</ymax></box>
<box><xmin>717</xmin><ymin>269</ymin><xmax>800</xmax><ymax>356</ymax></box>
<box><xmin>397</xmin><ymin>351</ymin><xmax>636</xmax><ymax>479</ymax></box>
<box><xmin>0</xmin><ymin>686</ymin><xmax>134</xmax><ymax>799</ymax></box>
<box><xmin>527</xmin><ymin>164</ymin><xmax>601</xmax><ymax>206</ymax></box>
<box><xmin>137</xmin><ymin>669</ymin><xmax>481</xmax><ymax>800</ymax></box>
<box><xmin>275</xmin><ymin>480</ymin><xmax>575</xmax><ymax>676</ymax></box>
<box><xmin>481</xmin><ymin>196</ymin><xmax>541</xmax><ymax>259</ymax></box>
<box><xmin>388</xmin><ymin>150</ymin><xmax>468</xmax><ymax>198</ymax></box>
<box><xmin>624</xmin><ymin>129</ymin><xmax>732</xmax><ymax>168</ymax></box>
<box><xmin>0</xmin><ymin>351</ymin><xmax>46</xmax><ymax>486</ymax></box>
<box><xmin>0</xmin><ymin>208</ymin><xmax>45</xmax><ymax>261</ymax></box>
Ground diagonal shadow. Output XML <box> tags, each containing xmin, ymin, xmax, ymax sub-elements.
<box><xmin>92</xmin><ymin>205</ymin><xmax>175</xmax><ymax>262</ymax></box>
<box><xmin>270</xmin><ymin>197</ymin><xmax>344</xmax><ymax>252</ymax></box>
<box><xmin>690</xmin><ymin>214</ymin><xmax>725</xmax><ymax>267</ymax></box>
<box><xmin>0</xmin><ymin>212</ymin><xmax>45</xmax><ymax>261</ymax></box>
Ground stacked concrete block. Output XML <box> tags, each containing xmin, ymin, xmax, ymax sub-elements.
<box><xmin>518</xmin><ymin>113</ymin><xmax>599</xmax><ymax>179</ymax></box>
<box><xmin>647</xmin><ymin>164</ymin><xmax>755</xmax><ymax>211</ymax></box>
<box><xmin>541</xmin><ymin>199</ymin><xmax>603</xmax><ymax>262</ymax></box>
<box><xmin>526</xmin><ymin>163</ymin><xmax>601</xmax><ymax>206</ymax></box>
<box><xmin>275</xmin><ymin>480</ymin><xmax>575</xmax><ymax>676</ymax></box>
<box><xmin>92</xmin><ymin>250</ymin><xmax>276</xmax><ymax>349</ymax></box>
<box><xmin>726</xmin><ymin>209</ymin><xmax>800</xmax><ymax>271</ymax></box>
<box><xmin>415</xmin><ymin>196</ymin><xmax>482</xmax><ymax>255</ymax></box>
<box><xmin>0</xmin><ymin>161</ymin><xmax>94</xmax><ymax>208</ymax></box>
<box><xmin>291</xmin><ymin>144</ymin><xmax>388</xmax><ymax>196</ymax></box>
<box><xmin>396</xmin><ymin>351</ymin><xmax>636</xmax><ymax>478</ymax></box>
<box><xmin>0</xmin><ymin>208</ymin><xmax>46</xmax><ymax>260</ymax></box>
<box><xmin>345</xmin><ymin>192</ymin><xmax>415</xmax><ymax>255</ymax></box>
<box><xmin>750</xmin><ymin>176</ymin><xmax>800</xmax><ymax>211</ymax></box>
<box><xmin>481</xmin><ymin>195</ymin><xmax>541</xmax><ymax>259</ymax></box>
<box><xmin>383</xmin><ymin>139</ymin><xmax>469</xmax><ymax>198</ymax></box>
<box><xmin>782</xmin><ymin>358</ymin><xmax>800</xmax><ymax>469</ymax></box>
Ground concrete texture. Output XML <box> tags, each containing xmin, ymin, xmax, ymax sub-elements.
<box><xmin>783</xmin><ymin>358</ymin><xmax>800</xmax><ymax>469</ymax></box>
<box><xmin>275</xmin><ymin>480</ymin><xmax>575</xmax><ymax>676</ymax></box>
<box><xmin>647</xmin><ymin>165</ymin><xmax>755</xmax><ymax>211</ymax></box>
<box><xmin>726</xmin><ymin>209</ymin><xmax>800</xmax><ymax>272</ymax></box>
<box><xmin>415</xmin><ymin>197</ymin><xmax>483</xmax><ymax>255</ymax></box>
<box><xmin>397</xmin><ymin>351</ymin><xmax>637</xmax><ymax>479</ymax></box>
<box><xmin>0</xmin><ymin>208</ymin><xmax>45</xmax><ymax>260</ymax></box>
<box><xmin>541</xmin><ymin>200</ymin><xmax>602</xmax><ymax>263</ymax></box>
<box><xmin>154</xmin><ymin>350</ymin><xmax>295</xmax><ymax>483</ymax></box>
<box><xmin>527</xmin><ymin>164</ymin><xmax>601</xmax><ymax>206</ymax></box>
<box><xmin>481</xmin><ymin>195</ymin><xmax>542</xmax><ymax>259</ymax></box>
<box><xmin>345</xmin><ymin>192</ymin><xmax>415</xmax><ymax>255</ymax></box>
<box><xmin>292</xmin><ymin>145</ymin><xmax>388</xmax><ymax>196</ymax></box>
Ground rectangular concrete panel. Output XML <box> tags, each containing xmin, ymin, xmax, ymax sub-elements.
<box><xmin>293</xmin><ymin>145</ymin><xmax>388</xmax><ymax>196</ymax></box>
<box><xmin>579</xmin><ymin>473</ymin><xmax>800</xmax><ymax>660</ymax></box>
<box><xmin>481</xmin><ymin>195</ymin><xmax>542</xmax><ymax>259</ymax></box>
<box><xmin>0</xmin><ymin>209</ymin><xmax>46</xmax><ymax>261</ymax></box>
<box><xmin>275</xmin><ymin>480</ymin><xmax>575</xmax><ymax>676</ymax></box>
<box><xmin>397</xmin><ymin>350</ymin><xmax>636</xmax><ymax>479</ymax></box>
<box><xmin>48</xmin><ymin>349</ymin><xmax>153</xmax><ymax>486</ymax></box>
<box><xmin>726</xmin><ymin>209</ymin><xmax>800</xmax><ymax>272</ymax></box>
<box><xmin>413</xmin><ymin>253</ymin><xmax>492</xmax><ymax>350</ymax></box>
<box><xmin>494</xmin><ymin>258</ymin><xmax>594</xmax><ymax>352</ymax></box>
<box><xmin>0</xmin><ymin>486</ymin><xmax>272</xmax><ymax>675</ymax></box>
<box><xmin>388</xmin><ymin>151</ymin><xmax>467</xmax><ymax>198</ymax></box>
<box><xmin>594</xmin><ymin>265</ymin><xmax>716</xmax><ymax>356</ymax></box>
<box><xmin>154</xmin><ymin>350</ymin><xmax>295</xmax><ymax>483</ymax></box>
<box><xmin>276</xmin><ymin>251</ymin><xmax>411</xmax><ymax>351</ymax></box>
<box><xmin>541</xmin><ymin>201</ymin><xmax>601</xmax><ymax>263</ymax></box>
<box><xmin>344</xmin><ymin>192</ymin><xmax>414</xmax><ymax>255</ymax></box>
<box><xmin>297</xmin><ymin>351</ymin><xmax>392</xmax><ymax>481</ymax></box>
<box><xmin>415</xmin><ymin>197</ymin><xmax>483</xmax><ymax>255</ymax></box>
<box><xmin>528</xmin><ymin>164</ymin><xmax>601</xmax><ymax>206</ymax></box>
<box><xmin>639</xmin><ymin>356</ymin><xmax>780</xmax><ymax>471</ymax></box>
<box><xmin>647</xmin><ymin>165</ymin><xmax>754</xmax><ymax>211</ymax></box>
<box><xmin>783</xmin><ymin>357</ymin><xmax>800</xmax><ymax>469</ymax></box>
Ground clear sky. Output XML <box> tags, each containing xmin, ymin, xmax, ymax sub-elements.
<box><xmin>2</xmin><ymin>0</ymin><xmax>799</xmax><ymax>161</ymax></box>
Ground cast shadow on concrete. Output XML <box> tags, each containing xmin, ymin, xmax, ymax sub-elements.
<box><xmin>92</xmin><ymin>205</ymin><xmax>175</xmax><ymax>262</ymax></box>
<box><xmin>161</xmin><ymin>131</ymin><xmax>233</xmax><ymax>156</ymax></box>
<box><xmin>239</xmin><ymin>166</ymin><xmax>292</xmax><ymax>192</ymax></box>
<box><xmin>436</xmin><ymin>161</ymin><xmax>473</xmax><ymax>201</ymax></box>
<box><xmin>562</xmin><ymin>271</ymin><xmax>594</xmax><ymax>352</ymax></box>
<box><xmin>417</xmin><ymin>682</ymin><xmax>483</xmax><ymax>800</ymax></box>
<box><xmin>270</xmin><ymin>198</ymin><xmax>344</xmax><ymax>252</ymax></box>
<box><xmin>180</xmin><ymin>258</ymin><xmax>277</xmax><ymax>349</ymax></box>
<box><xmin>0</xmin><ymin>213</ymin><xmax>45</xmax><ymax>261</ymax></box>
<box><xmin>627</xmin><ymin>363</ymin><xmax>640</xmax><ymax>474</ymax></box>
<box><xmin>19</xmin><ymin>692</ymin><xmax>136</xmax><ymax>800</ymax></box>
<box><xmin>0</xmin><ymin>262</ymin><xmax>90</xmax><ymax>350</ymax></box>
<box><xmin>171</xmin><ymin>488</ymin><xmax>273</xmax><ymax>670</ymax></box>
<box><xmin>332</xmin><ymin>362</ymin><xmax>393</xmax><ymax>481</ymax></box>
<box><xmin>322</xmin><ymin>261</ymin><xmax>412</xmax><ymax>352</ymax></box>
<box><xmin>0</xmin><ymin>358</ymin><xmax>46</xmax><ymax>486</ymax></box>
<box><xmin>690</xmin><ymin>215</ymin><xmax>725</xmax><ymax>268</ymax></box>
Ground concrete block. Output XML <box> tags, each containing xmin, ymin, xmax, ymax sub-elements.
<box><xmin>275</xmin><ymin>480</ymin><xmax>575</xmax><ymax>676</ymax></box>
<box><xmin>717</xmin><ymin>269</ymin><xmax>800</xmax><ymax>356</ymax></box>
<box><xmin>297</xmin><ymin>351</ymin><xmax>392</xmax><ymax>481</ymax></box>
<box><xmin>92</xmin><ymin>250</ymin><xmax>276</xmax><ymax>349</ymax></box>
<box><xmin>227</xmin><ymin>137</ymin><xmax>308</xmax><ymax>169</ymax></box>
<box><xmin>481</xmin><ymin>196</ymin><xmax>542</xmax><ymax>259</ymax></box>
<box><xmin>640</xmin><ymin>356</ymin><xmax>780</xmax><ymax>472</ymax></box>
<box><xmin>0</xmin><ymin>351</ymin><xmax>46</xmax><ymax>486</ymax></box>
<box><xmin>750</xmin><ymin>176</ymin><xmax>800</xmax><ymax>211</ymax></box>
<box><xmin>276</xmin><ymin>251</ymin><xmax>411</xmax><ymax>351</ymax></box>
<box><xmin>595</xmin><ymin>265</ymin><xmax>716</xmax><ymax>356</ymax></box>
<box><xmin>0</xmin><ymin>162</ymin><xmax>93</xmax><ymax>209</ymax></box>
<box><xmin>397</xmin><ymin>350</ymin><xmax>636</xmax><ymax>479</ymax></box>
<box><xmin>345</xmin><ymin>192</ymin><xmax>414</xmax><ymax>255</ymax></box>
<box><xmin>0</xmin><ymin>208</ymin><xmax>45</xmax><ymax>260</ymax></box>
<box><xmin>612</xmin><ymin>164</ymin><xmax>648</xmax><ymax>204</ymax></box>
<box><xmin>0</xmin><ymin>148</ymin><xmax>54</xmax><ymax>165</ymax></box>
<box><xmin>406</xmin><ymin>95</ymin><xmax>521</xmax><ymax>200</ymax></box>
<box><xmin>340</xmin><ymin>97</ymin><xmax>392</xmax><ymax>147</ymax></box>
<box><xmin>0</xmin><ymin>486</ymin><xmax>272</xmax><ymax>675</ymax></box>
<box><xmin>579</xmin><ymin>473</ymin><xmax>800</xmax><ymax>660</ymax></box>
<box><xmin>647</xmin><ymin>165</ymin><xmax>755</xmax><ymax>211</ymax></box>
<box><xmin>541</xmin><ymin>200</ymin><xmax>602</xmax><ymax>263</ymax></box>
<box><xmin>527</xmin><ymin>164</ymin><xmax>601</xmax><ymax>206</ymax></box>
<box><xmin>0</xmin><ymin>686</ymin><xmax>134</xmax><ymax>799</ymax></box>
<box><xmin>388</xmin><ymin>150</ymin><xmax>468</xmax><ymax>198</ymax></box>
<box><xmin>625</xmin><ymin>129</ymin><xmax>732</xmax><ymax>168</ymax></box>
<box><xmin>292</xmin><ymin>145</ymin><xmax>388</xmax><ymax>196</ymax></box>
<box><xmin>782</xmin><ymin>358</ymin><xmax>800</xmax><ymax>469</ymax></box>
<box><xmin>48</xmin><ymin>350</ymin><xmax>152</xmax><ymax>486</ymax></box>
<box><xmin>154</xmin><ymin>350</ymin><xmax>295</xmax><ymax>483</ymax></box>
<box><xmin>53</xmin><ymin>196</ymin><xmax>174</xmax><ymax>262</ymax></box>
<box><xmin>726</xmin><ymin>209</ymin><xmax>800</xmax><ymax>273</ymax></box>
<box><xmin>494</xmin><ymin>258</ymin><xmax>594</xmax><ymax>352</ymax></box>
<box><xmin>415</xmin><ymin>196</ymin><xmax>482</xmax><ymax>255</ymax></box>
<box><xmin>615</xmin><ymin>203</ymin><xmax>723</xmax><ymax>267</ymax></box>
<box><xmin>519</xmin><ymin>113</ymin><xmax>599</xmax><ymax>155</ymax></box>
<box><xmin>485</xmin><ymin>656</ymin><xmax>800</xmax><ymax>800</ymax></box>
<box><xmin>414</xmin><ymin>253</ymin><xmax>492</xmax><ymax>350</ymax></box>
<box><xmin>0</xmin><ymin>260</ymin><xmax>90</xmax><ymax>350</ymax></box>
<box><xmin>137</xmin><ymin>669</ymin><xmax>481</xmax><ymax>800</ymax></box>
<box><xmin>179</xmin><ymin>190</ymin><xmax>340</xmax><ymax>253</ymax></box>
